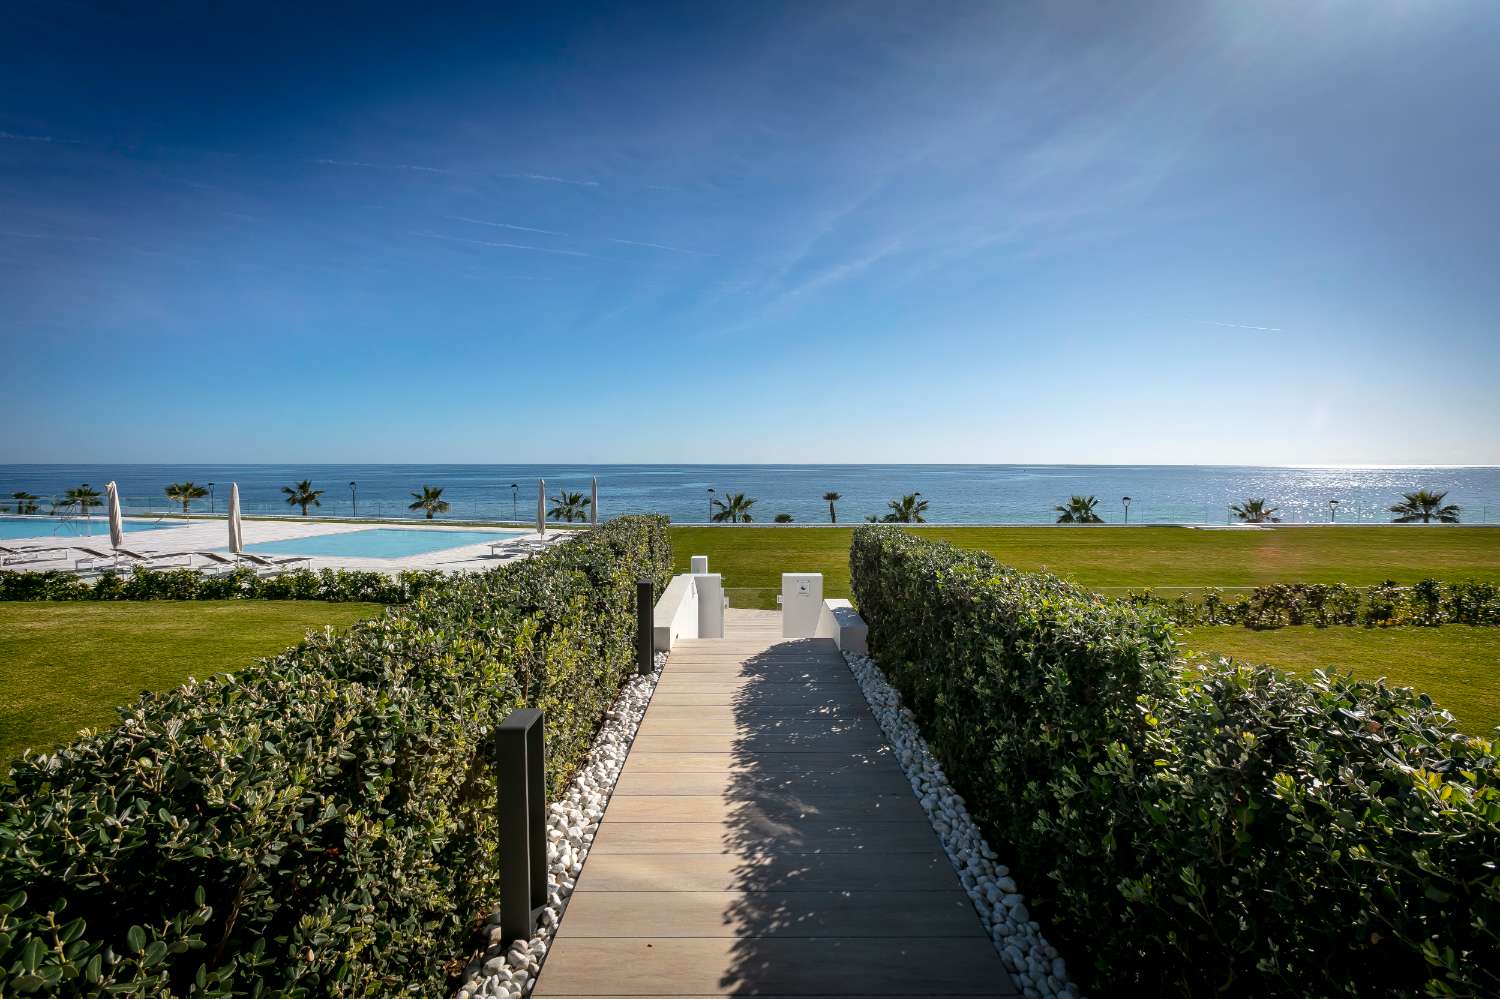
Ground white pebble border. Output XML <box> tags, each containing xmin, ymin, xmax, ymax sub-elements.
<box><xmin>842</xmin><ymin>651</ymin><xmax>1085</xmax><ymax>999</ymax></box>
<box><xmin>454</xmin><ymin>652</ymin><xmax>666</xmax><ymax>999</ymax></box>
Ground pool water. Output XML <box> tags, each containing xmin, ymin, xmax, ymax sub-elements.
<box><xmin>241</xmin><ymin>528</ymin><xmax>527</xmax><ymax>559</ymax></box>
<box><xmin>0</xmin><ymin>516</ymin><xmax>186</xmax><ymax>541</ymax></box>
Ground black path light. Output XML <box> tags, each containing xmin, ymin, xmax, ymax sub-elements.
<box><xmin>496</xmin><ymin>708</ymin><xmax>548</xmax><ymax>946</ymax></box>
<box><xmin>208</xmin><ymin>482</ymin><xmax>215</xmax><ymax>514</ymax></box>
<box><xmin>637</xmin><ymin>580</ymin><xmax>654</xmax><ymax>676</ymax></box>
<box><xmin>1328</xmin><ymin>498</ymin><xmax>1340</xmax><ymax>523</ymax></box>
<box><xmin>1121</xmin><ymin>496</ymin><xmax>1131</xmax><ymax>524</ymax></box>
<box><xmin>349</xmin><ymin>481</ymin><xmax>358</xmax><ymax>518</ymax></box>
<box><xmin>707</xmin><ymin>487</ymin><xmax>715</xmax><ymax>523</ymax></box>
<box><xmin>511</xmin><ymin>482</ymin><xmax>519</xmax><ymax>523</ymax></box>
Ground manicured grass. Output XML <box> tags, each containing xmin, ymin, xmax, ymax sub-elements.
<box><xmin>1182</xmin><ymin>625</ymin><xmax>1500</xmax><ymax>735</ymax></box>
<box><xmin>0</xmin><ymin>601</ymin><xmax>381</xmax><ymax>762</ymax></box>
<box><xmin>670</xmin><ymin>525</ymin><xmax>1500</xmax><ymax>608</ymax></box>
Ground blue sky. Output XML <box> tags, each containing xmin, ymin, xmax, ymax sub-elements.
<box><xmin>2</xmin><ymin>1</ymin><xmax>1497</xmax><ymax>464</ymax></box>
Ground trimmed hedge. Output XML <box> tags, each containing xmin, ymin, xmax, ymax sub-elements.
<box><xmin>1122</xmin><ymin>578</ymin><xmax>1500</xmax><ymax>630</ymax></box>
<box><xmin>850</xmin><ymin>525</ymin><xmax>1499</xmax><ymax>998</ymax></box>
<box><xmin>0</xmin><ymin>515</ymin><xmax>671</xmax><ymax>997</ymax></box>
<box><xmin>0</xmin><ymin>566</ymin><xmax>444</xmax><ymax>604</ymax></box>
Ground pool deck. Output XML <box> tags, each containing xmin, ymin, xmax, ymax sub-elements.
<box><xmin>0</xmin><ymin>518</ymin><xmax>579</xmax><ymax>574</ymax></box>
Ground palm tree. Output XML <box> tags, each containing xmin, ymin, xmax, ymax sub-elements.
<box><xmin>1229</xmin><ymin>498</ymin><xmax>1281</xmax><ymax>524</ymax></box>
<box><xmin>282</xmin><ymin>480</ymin><xmax>324</xmax><ymax>516</ymax></box>
<box><xmin>408</xmin><ymin>485</ymin><xmax>451</xmax><ymax>519</ymax></box>
<box><xmin>1389</xmin><ymin>489</ymin><xmax>1461</xmax><ymax>524</ymax></box>
<box><xmin>548</xmin><ymin>491</ymin><xmax>591</xmax><ymax>523</ymax></box>
<box><xmin>885</xmin><ymin>493</ymin><xmax>929</xmax><ymax>523</ymax></box>
<box><xmin>10</xmin><ymin>491</ymin><xmax>39</xmax><ymax>514</ymax></box>
<box><xmin>822</xmin><ymin>491</ymin><xmax>842</xmax><ymax>523</ymax></box>
<box><xmin>164</xmin><ymin>481</ymin><xmax>208</xmax><ymax>516</ymax></box>
<box><xmin>774</xmin><ymin>513</ymin><xmax>794</xmax><ymax>523</ymax></box>
<box><xmin>710</xmin><ymin>492</ymin><xmax>756</xmax><ymax>523</ymax></box>
<box><xmin>54</xmin><ymin>484</ymin><xmax>103</xmax><ymax>517</ymax></box>
<box><xmin>1055</xmin><ymin>495</ymin><xmax>1104</xmax><ymax>524</ymax></box>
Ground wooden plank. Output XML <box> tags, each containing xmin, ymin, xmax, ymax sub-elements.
<box><xmin>574</xmin><ymin>852</ymin><xmax>963</xmax><ymax>892</ymax></box>
<box><xmin>533</xmin><ymin>938</ymin><xmax>1013</xmax><ymax>996</ymax></box>
<box><xmin>635</xmin><ymin>716</ymin><xmax>881</xmax><ymax>737</ymax></box>
<box><xmin>600</xmin><ymin>792</ymin><xmax>927</xmax><ymax>824</ymax></box>
<box><xmin>622</xmin><ymin>751</ymin><xmax>898</xmax><ymax>774</ymax></box>
<box><xmin>553</xmin><ymin>890</ymin><xmax>985</xmax><ymax>939</ymax></box>
<box><xmin>630</xmin><ymin>731</ymin><xmax>890</xmax><ymax>754</ymax></box>
<box><xmin>613</xmin><ymin>769</ymin><xmax>913</xmax><ymax>797</ymax></box>
<box><xmin>589</xmin><ymin>820</ymin><xmax>943</xmax><ymax>855</ymax></box>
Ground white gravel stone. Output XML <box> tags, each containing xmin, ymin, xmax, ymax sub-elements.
<box><xmin>456</xmin><ymin>651</ymin><xmax>666</xmax><ymax>998</ymax></box>
<box><xmin>842</xmin><ymin>650</ymin><xmax>1085</xmax><ymax>999</ymax></box>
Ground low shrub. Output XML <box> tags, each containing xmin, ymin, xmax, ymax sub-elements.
<box><xmin>850</xmin><ymin>525</ymin><xmax>1499</xmax><ymax>997</ymax></box>
<box><xmin>0</xmin><ymin>566</ymin><xmax>443</xmax><ymax>604</ymax></box>
<box><xmin>0</xmin><ymin>515</ymin><xmax>671</xmax><ymax>997</ymax></box>
<box><xmin>1124</xmin><ymin>578</ymin><xmax>1500</xmax><ymax>630</ymax></box>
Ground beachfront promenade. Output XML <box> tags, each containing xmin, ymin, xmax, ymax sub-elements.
<box><xmin>536</xmin><ymin>609</ymin><xmax>1013</xmax><ymax>997</ymax></box>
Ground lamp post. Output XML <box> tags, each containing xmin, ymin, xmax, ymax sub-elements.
<box><xmin>208</xmin><ymin>482</ymin><xmax>215</xmax><ymax>515</ymax></box>
<box><xmin>707</xmin><ymin>488</ymin><xmax>715</xmax><ymax>523</ymax></box>
<box><xmin>1121</xmin><ymin>495</ymin><xmax>1132</xmax><ymax>524</ymax></box>
<box><xmin>510</xmin><ymin>483</ymin><xmax>518</xmax><ymax>523</ymax></box>
<box><xmin>349</xmin><ymin>481</ymin><xmax>358</xmax><ymax>518</ymax></box>
<box><xmin>1328</xmin><ymin>498</ymin><xmax>1339</xmax><ymax>523</ymax></box>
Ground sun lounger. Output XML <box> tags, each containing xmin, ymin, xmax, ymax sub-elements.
<box><xmin>0</xmin><ymin>544</ymin><xmax>69</xmax><ymax>566</ymax></box>
<box><xmin>70</xmin><ymin>546</ymin><xmax>192</xmax><ymax>572</ymax></box>
<box><xmin>232</xmin><ymin>552</ymin><xmax>312</xmax><ymax>574</ymax></box>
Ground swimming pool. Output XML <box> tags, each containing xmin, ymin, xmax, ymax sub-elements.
<box><xmin>240</xmin><ymin>528</ymin><xmax>527</xmax><ymax>559</ymax></box>
<box><xmin>0</xmin><ymin>516</ymin><xmax>186</xmax><ymax>541</ymax></box>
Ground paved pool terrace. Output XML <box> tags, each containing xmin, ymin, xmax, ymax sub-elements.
<box><xmin>0</xmin><ymin>517</ymin><xmax>578</xmax><ymax>574</ymax></box>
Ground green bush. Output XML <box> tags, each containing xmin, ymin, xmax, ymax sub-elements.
<box><xmin>1124</xmin><ymin>579</ymin><xmax>1500</xmax><ymax>630</ymax></box>
<box><xmin>0</xmin><ymin>515</ymin><xmax>671</xmax><ymax>997</ymax></box>
<box><xmin>850</xmin><ymin>525</ymin><xmax>1500</xmax><ymax>997</ymax></box>
<box><xmin>0</xmin><ymin>566</ymin><xmax>443</xmax><ymax>604</ymax></box>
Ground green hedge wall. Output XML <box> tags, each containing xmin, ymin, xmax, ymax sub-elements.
<box><xmin>0</xmin><ymin>566</ymin><xmax>444</xmax><ymax>604</ymax></box>
<box><xmin>1121</xmin><ymin>578</ymin><xmax>1500</xmax><ymax>630</ymax></box>
<box><xmin>0</xmin><ymin>515</ymin><xmax>671</xmax><ymax>997</ymax></box>
<box><xmin>849</xmin><ymin>525</ymin><xmax>1499</xmax><ymax>998</ymax></box>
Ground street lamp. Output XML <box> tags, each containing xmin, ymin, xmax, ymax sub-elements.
<box><xmin>208</xmin><ymin>482</ymin><xmax>215</xmax><ymax>514</ymax></box>
<box><xmin>510</xmin><ymin>483</ymin><xmax>518</xmax><ymax>523</ymax></box>
<box><xmin>349</xmin><ymin>481</ymin><xmax>358</xmax><ymax>518</ymax></box>
<box><xmin>1121</xmin><ymin>496</ymin><xmax>1132</xmax><ymax>524</ymax></box>
<box><xmin>1328</xmin><ymin>498</ymin><xmax>1339</xmax><ymax>523</ymax></box>
<box><xmin>707</xmin><ymin>488</ymin><xmax>715</xmax><ymax>523</ymax></box>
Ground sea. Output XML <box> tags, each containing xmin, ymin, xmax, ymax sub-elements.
<box><xmin>3</xmin><ymin>464</ymin><xmax>1498</xmax><ymax>525</ymax></box>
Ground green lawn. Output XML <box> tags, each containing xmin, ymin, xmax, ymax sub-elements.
<box><xmin>0</xmin><ymin>601</ymin><xmax>381</xmax><ymax>762</ymax></box>
<box><xmin>671</xmin><ymin>525</ymin><xmax>1500</xmax><ymax>608</ymax></box>
<box><xmin>1183</xmin><ymin>625</ymin><xmax>1500</xmax><ymax>734</ymax></box>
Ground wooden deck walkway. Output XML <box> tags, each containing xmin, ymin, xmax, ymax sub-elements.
<box><xmin>535</xmin><ymin>609</ymin><xmax>1015</xmax><ymax>997</ymax></box>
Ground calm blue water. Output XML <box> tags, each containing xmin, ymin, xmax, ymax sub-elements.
<box><xmin>241</xmin><ymin>528</ymin><xmax>525</xmax><ymax>559</ymax></box>
<box><xmin>2</xmin><ymin>465</ymin><xmax>1498</xmax><ymax>525</ymax></box>
<box><xmin>0</xmin><ymin>515</ymin><xmax>187</xmax><ymax>541</ymax></box>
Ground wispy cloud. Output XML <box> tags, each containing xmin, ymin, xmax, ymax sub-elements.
<box><xmin>1200</xmin><ymin>320</ymin><xmax>1282</xmax><ymax>332</ymax></box>
<box><xmin>409</xmin><ymin>231</ymin><xmax>594</xmax><ymax>257</ymax></box>
<box><xmin>448</xmin><ymin>216</ymin><xmax>566</xmax><ymax>236</ymax></box>
<box><xmin>0</xmin><ymin>230</ymin><xmax>103</xmax><ymax>242</ymax></box>
<box><xmin>0</xmin><ymin>130</ymin><xmax>80</xmax><ymax>145</ymax></box>
<box><xmin>314</xmin><ymin>158</ymin><xmax>452</xmax><ymax>175</ymax></box>
<box><xmin>510</xmin><ymin>172</ymin><xmax>599</xmax><ymax>188</ymax></box>
<box><xmin>782</xmin><ymin>240</ymin><xmax>903</xmax><ymax>300</ymax></box>
<box><xmin>607</xmin><ymin>237</ymin><xmax>714</xmax><ymax>257</ymax></box>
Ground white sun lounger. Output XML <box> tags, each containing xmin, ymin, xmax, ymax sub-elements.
<box><xmin>0</xmin><ymin>544</ymin><xmax>69</xmax><ymax>566</ymax></box>
<box><xmin>232</xmin><ymin>552</ymin><xmax>312</xmax><ymax>575</ymax></box>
